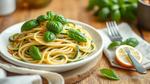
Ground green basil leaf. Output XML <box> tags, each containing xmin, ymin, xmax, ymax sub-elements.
<box><xmin>120</xmin><ymin>4</ymin><xmax>127</xmax><ymax>17</ymax></box>
<box><xmin>111</xmin><ymin>4</ymin><xmax>119</xmax><ymax>11</ymax></box>
<box><xmin>98</xmin><ymin>7</ymin><xmax>110</xmax><ymax>21</ymax></box>
<box><xmin>111</xmin><ymin>9</ymin><xmax>121</xmax><ymax>22</ymax></box>
<box><xmin>112</xmin><ymin>0</ymin><xmax>118</xmax><ymax>4</ymax></box>
<box><xmin>21</xmin><ymin>19</ymin><xmax>39</xmax><ymax>32</ymax></box>
<box><xmin>29</xmin><ymin>46</ymin><xmax>42</xmax><ymax>60</ymax></box>
<box><xmin>37</xmin><ymin>15</ymin><xmax>48</xmax><ymax>23</ymax></box>
<box><xmin>53</xmin><ymin>15</ymin><xmax>67</xmax><ymax>24</ymax></box>
<box><xmin>108</xmin><ymin>41</ymin><xmax>121</xmax><ymax>49</ymax></box>
<box><xmin>47</xmin><ymin>11</ymin><xmax>55</xmax><ymax>20</ymax></box>
<box><xmin>46</xmin><ymin>21</ymin><xmax>63</xmax><ymax>34</ymax></box>
<box><xmin>99</xmin><ymin>68</ymin><xmax>120</xmax><ymax>80</ymax></box>
<box><xmin>118</xmin><ymin>0</ymin><xmax>125</xmax><ymax>5</ymax></box>
<box><xmin>44</xmin><ymin>31</ymin><xmax>56</xmax><ymax>42</ymax></box>
<box><xmin>98</xmin><ymin>0</ymin><xmax>112</xmax><ymax>7</ymax></box>
<box><xmin>87</xmin><ymin>0</ymin><xmax>138</xmax><ymax>22</ymax></box>
<box><xmin>68</xmin><ymin>29</ymin><xmax>87</xmax><ymax>42</ymax></box>
<box><xmin>87</xmin><ymin>0</ymin><xmax>97</xmax><ymax>10</ymax></box>
<box><xmin>128</xmin><ymin>0</ymin><xmax>138</xmax><ymax>3</ymax></box>
<box><xmin>123</xmin><ymin>38</ymin><xmax>139</xmax><ymax>47</ymax></box>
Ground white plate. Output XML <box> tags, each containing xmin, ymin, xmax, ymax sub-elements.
<box><xmin>0</xmin><ymin>19</ymin><xmax>103</xmax><ymax>72</ymax></box>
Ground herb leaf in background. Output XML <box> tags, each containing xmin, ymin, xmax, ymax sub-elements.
<box><xmin>87</xmin><ymin>0</ymin><xmax>138</xmax><ymax>21</ymax></box>
<box><xmin>112</xmin><ymin>9</ymin><xmax>121</xmax><ymax>22</ymax></box>
<box><xmin>87</xmin><ymin>0</ymin><xmax>98</xmax><ymax>10</ymax></box>
<box><xmin>98</xmin><ymin>7</ymin><xmax>110</xmax><ymax>21</ymax></box>
<box><xmin>99</xmin><ymin>68</ymin><xmax>120</xmax><ymax>80</ymax></box>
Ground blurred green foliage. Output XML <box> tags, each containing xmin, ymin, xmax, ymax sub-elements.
<box><xmin>87</xmin><ymin>0</ymin><xmax>138</xmax><ymax>22</ymax></box>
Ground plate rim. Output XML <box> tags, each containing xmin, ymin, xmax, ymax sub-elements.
<box><xmin>0</xmin><ymin>19</ymin><xmax>103</xmax><ymax>69</ymax></box>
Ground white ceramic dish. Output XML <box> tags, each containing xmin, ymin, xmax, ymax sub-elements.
<box><xmin>0</xmin><ymin>19</ymin><xmax>103</xmax><ymax>72</ymax></box>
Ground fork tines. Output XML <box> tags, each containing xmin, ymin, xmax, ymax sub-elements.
<box><xmin>106</xmin><ymin>21</ymin><xmax>122</xmax><ymax>41</ymax></box>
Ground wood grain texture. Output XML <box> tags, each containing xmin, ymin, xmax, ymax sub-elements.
<box><xmin>0</xmin><ymin>0</ymin><xmax>150</xmax><ymax>84</ymax></box>
<box><xmin>62</xmin><ymin>53</ymin><xmax>102</xmax><ymax>84</ymax></box>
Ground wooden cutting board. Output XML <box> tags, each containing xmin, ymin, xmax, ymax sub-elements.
<box><xmin>61</xmin><ymin>53</ymin><xmax>102</xmax><ymax>84</ymax></box>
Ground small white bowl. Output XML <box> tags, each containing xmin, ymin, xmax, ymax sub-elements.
<box><xmin>0</xmin><ymin>19</ymin><xmax>103</xmax><ymax>72</ymax></box>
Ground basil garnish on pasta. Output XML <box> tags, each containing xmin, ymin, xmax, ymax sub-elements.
<box><xmin>8</xmin><ymin>11</ymin><xmax>96</xmax><ymax>64</ymax></box>
<box><xmin>44</xmin><ymin>31</ymin><xmax>56</xmax><ymax>42</ymax></box>
<box><xmin>37</xmin><ymin>15</ymin><xmax>48</xmax><ymax>23</ymax></box>
<box><xmin>46</xmin><ymin>21</ymin><xmax>63</xmax><ymax>34</ymax></box>
<box><xmin>68</xmin><ymin>29</ymin><xmax>87</xmax><ymax>42</ymax></box>
<box><xmin>29</xmin><ymin>46</ymin><xmax>42</xmax><ymax>60</ymax></box>
<box><xmin>21</xmin><ymin>19</ymin><xmax>39</xmax><ymax>32</ymax></box>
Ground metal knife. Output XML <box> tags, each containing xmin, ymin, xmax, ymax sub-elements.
<box><xmin>125</xmin><ymin>49</ymin><xmax>147</xmax><ymax>74</ymax></box>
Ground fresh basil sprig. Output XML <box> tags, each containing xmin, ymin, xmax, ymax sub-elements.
<box><xmin>87</xmin><ymin>0</ymin><xmax>138</xmax><ymax>21</ymax></box>
<box><xmin>21</xmin><ymin>11</ymin><xmax>68</xmax><ymax>42</ymax></box>
<box><xmin>21</xmin><ymin>11</ymin><xmax>67</xmax><ymax>33</ymax></box>
<box><xmin>68</xmin><ymin>29</ymin><xmax>87</xmax><ymax>42</ymax></box>
<box><xmin>108</xmin><ymin>37</ymin><xmax>139</xmax><ymax>49</ymax></box>
<box><xmin>46</xmin><ymin>11</ymin><xmax>67</xmax><ymax>34</ymax></box>
<box><xmin>99</xmin><ymin>68</ymin><xmax>120</xmax><ymax>80</ymax></box>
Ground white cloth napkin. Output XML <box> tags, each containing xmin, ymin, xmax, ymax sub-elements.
<box><xmin>0</xmin><ymin>60</ymin><xmax>64</xmax><ymax>84</ymax></box>
<box><xmin>98</xmin><ymin>23</ymin><xmax>150</xmax><ymax>70</ymax></box>
<box><xmin>0</xmin><ymin>68</ymin><xmax>42</xmax><ymax>84</ymax></box>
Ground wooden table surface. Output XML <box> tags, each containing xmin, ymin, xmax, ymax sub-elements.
<box><xmin>0</xmin><ymin>0</ymin><xmax>150</xmax><ymax>84</ymax></box>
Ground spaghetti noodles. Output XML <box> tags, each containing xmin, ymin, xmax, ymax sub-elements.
<box><xmin>8</xmin><ymin>12</ymin><xmax>96</xmax><ymax>65</ymax></box>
